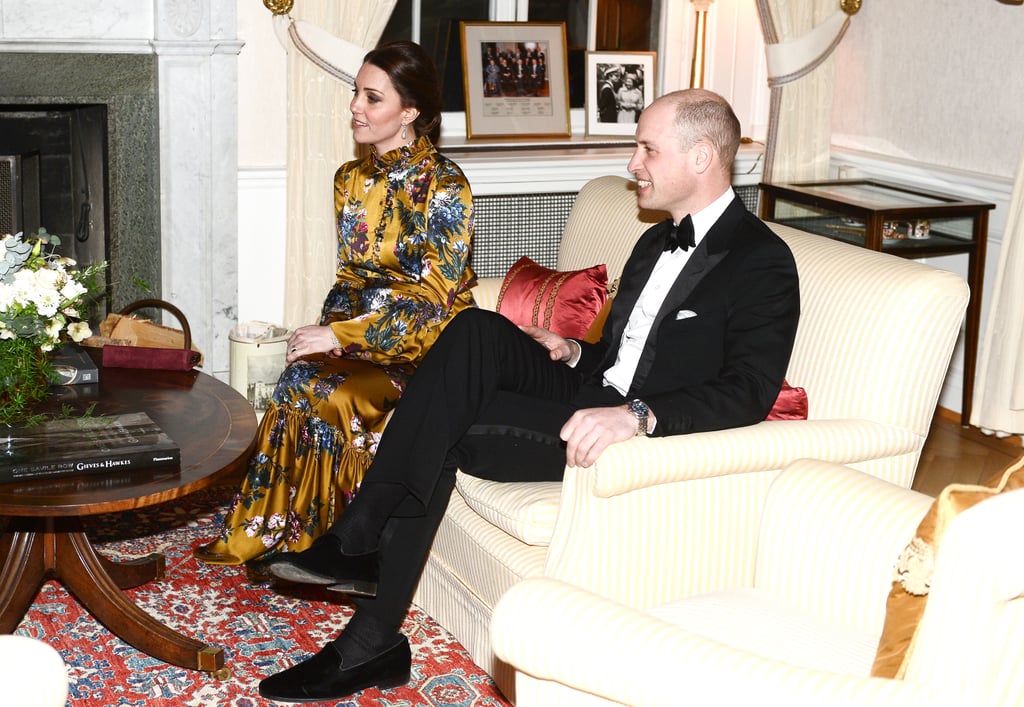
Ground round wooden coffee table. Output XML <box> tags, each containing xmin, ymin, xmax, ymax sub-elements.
<box><xmin>0</xmin><ymin>367</ymin><xmax>258</xmax><ymax>673</ymax></box>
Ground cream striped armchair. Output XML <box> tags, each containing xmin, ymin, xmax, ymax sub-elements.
<box><xmin>410</xmin><ymin>175</ymin><xmax>971</xmax><ymax>699</ymax></box>
<box><xmin>491</xmin><ymin>459</ymin><xmax>1024</xmax><ymax>706</ymax></box>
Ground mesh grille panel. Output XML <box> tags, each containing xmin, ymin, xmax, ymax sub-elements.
<box><xmin>470</xmin><ymin>192</ymin><xmax>576</xmax><ymax>278</ymax></box>
<box><xmin>470</xmin><ymin>185</ymin><xmax>763</xmax><ymax>278</ymax></box>
<box><xmin>0</xmin><ymin>158</ymin><xmax>15</xmax><ymax>235</ymax></box>
<box><xmin>736</xmin><ymin>184</ymin><xmax>759</xmax><ymax>213</ymax></box>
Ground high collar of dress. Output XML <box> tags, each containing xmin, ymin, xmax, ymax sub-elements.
<box><xmin>371</xmin><ymin>135</ymin><xmax>433</xmax><ymax>172</ymax></box>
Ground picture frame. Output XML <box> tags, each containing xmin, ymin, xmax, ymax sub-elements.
<box><xmin>460</xmin><ymin>21</ymin><xmax>571</xmax><ymax>140</ymax></box>
<box><xmin>585</xmin><ymin>51</ymin><xmax>657</xmax><ymax>137</ymax></box>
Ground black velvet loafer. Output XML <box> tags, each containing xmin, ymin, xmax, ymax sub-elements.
<box><xmin>258</xmin><ymin>636</ymin><xmax>411</xmax><ymax>703</ymax></box>
<box><xmin>263</xmin><ymin>534</ymin><xmax>379</xmax><ymax>597</ymax></box>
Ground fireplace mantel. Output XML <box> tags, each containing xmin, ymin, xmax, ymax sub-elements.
<box><xmin>0</xmin><ymin>0</ymin><xmax>242</xmax><ymax>378</ymax></box>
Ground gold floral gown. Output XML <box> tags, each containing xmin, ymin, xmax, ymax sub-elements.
<box><xmin>195</xmin><ymin>136</ymin><xmax>476</xmax><ymax>565</ymax></box>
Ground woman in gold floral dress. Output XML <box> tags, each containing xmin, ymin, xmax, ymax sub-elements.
<box><xmin>195</xmin><ymin>41</ymin><xmax>476</xmax><ymax>566</ymax></box>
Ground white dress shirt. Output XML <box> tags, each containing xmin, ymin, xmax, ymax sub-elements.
<box><xmin>601</xmin><ymin>187</ymin><xmax>736</xmax><ymax>398</ymax></box>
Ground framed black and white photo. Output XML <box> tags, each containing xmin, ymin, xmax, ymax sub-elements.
<box><xmin>460</xmin><ymin>21</ymin><xmax>571</xmax><ymax>139</ymax></box>
<box><xmin>585</xmin><ymin>51</ymin><xmax>657</xmax><ymax>137</ymax></box>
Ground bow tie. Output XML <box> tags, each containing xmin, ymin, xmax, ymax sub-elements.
<box><xmin>664</xmin><ymin>215</ymin><xmax>696</xmax><ymax>253</ymax></box>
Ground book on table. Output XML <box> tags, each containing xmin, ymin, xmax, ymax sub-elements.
<box><xmin>0</xmin><ymin>411</ymin><xmax>180</xmax><ymax>483</ymax></box>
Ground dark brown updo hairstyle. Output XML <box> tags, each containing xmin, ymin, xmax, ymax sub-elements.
<box><xmin>363</xmin><ymin>40</ymin><xmax>443</xmax><ymax>145</ymax></box>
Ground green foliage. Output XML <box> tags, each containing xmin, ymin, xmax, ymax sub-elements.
<box><xmin>1</xmin><ymin>227</ymin><xmax>109</xmax><ymax>425</ymax></box>
<box><xmin>0</xmin><ymin>337</ymin><xmax>54</xmax><ymax>427</ymax></box>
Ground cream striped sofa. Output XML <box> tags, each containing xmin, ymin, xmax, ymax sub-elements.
<box><xmin>410</xmin><ymin>175</ymin><xmax>970</xmax><ymax>700</ymax></box>
<box><xmin>492</xmin><ymin>459</ymin><xmax>1024</xmax><ymax>706</ymax></box>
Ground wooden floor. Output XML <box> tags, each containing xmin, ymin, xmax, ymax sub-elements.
<box><xmin>912</xmin><ymin>408</ymin><xmax>1024</xmax><ymax>497</ymax></box>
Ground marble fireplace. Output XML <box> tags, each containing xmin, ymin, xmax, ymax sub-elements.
<box><xmin>0</xmin><ymin>0</ymin><xmax>242</xmax><ymax>377</ymax></box>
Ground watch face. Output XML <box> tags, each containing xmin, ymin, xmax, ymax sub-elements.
<box><xmin>630</xmin><ymin>400</ymin><xmax>648</xmax><ymax>415</ymax></box>
<box><xmin>629</xmin><ymin>399</ymin><xmax>649</xmax><ymax>436</ymax></box>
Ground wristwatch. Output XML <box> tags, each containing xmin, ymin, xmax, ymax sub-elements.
<box><xmin>628</xmin><ymin>399</ymin><xmax>650</xmax><ymax>437</ymax></box>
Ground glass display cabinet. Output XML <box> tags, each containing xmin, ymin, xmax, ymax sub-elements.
<box><xmin>759</xmin><ymin>179</ymin><xmax>995</xmax><ymax>425</ymax></box>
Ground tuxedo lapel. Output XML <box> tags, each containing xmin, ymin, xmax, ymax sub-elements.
<box><xmin>594</xmin><ymin>198</ymin><xmax>750</xmax><ymax>390</ymax></box>
<box><xmin>655</xmin><ymin>239</ymin><xmax>723</xmax><ymax>321</ymax></box>
<box><xmin>603</xmin><ymin>220</ymin><xmax>669</xmax><ymax>354</ymax></box>
<box><xmin>648</xmin><ymin>199</ymin><xmax>747</xmax><ymax>333</ymax></box>
<box><xmin>626</xmin><ymin>198</ymin><xmax>747</xmax><ymax>395</ymax></box>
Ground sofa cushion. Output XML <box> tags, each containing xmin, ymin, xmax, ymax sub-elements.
<box><xmin>496</xmin><ymin>256</ymin><xmax>608</xmax><ymax>339</ymax></box>
<box><xmin>871</xmin><ymin>455</ymin><xmax>1024</xmax><ymax>678</ymax></box>
<box><xmin>456</xmin><ymin>472</ymin><xmax>562</xmax><ymax>546</ymax></box>
<box><xmin>651</xmin><ymin>588</ymin><xmax>879</xmax><ymax>676</ymax></box>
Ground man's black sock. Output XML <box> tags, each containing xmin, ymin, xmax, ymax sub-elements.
<box><xmin>328</xmin><ymin>481</ymin><xmax>408</xmax><ymax>554</ymax></box>
<box><xmin>331</xmin><ymin>611</ymin><xmax>403</xmax><ymax>664</ymax></box>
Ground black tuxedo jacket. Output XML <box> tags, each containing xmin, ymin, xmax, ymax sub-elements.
<box><xmin>575</xmin><ymin>197</ymin><xmax>800</xmax><ymax>436</ymax></box>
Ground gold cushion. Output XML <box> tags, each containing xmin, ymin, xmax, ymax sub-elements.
<box><xmin>871</xmin><ymin>454</ymin><xmax>1024</xmax><ymax>678</ymax></box>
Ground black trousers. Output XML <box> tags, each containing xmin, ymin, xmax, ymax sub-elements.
<box><xmin>352</xmin><ymin>308</ymin><xmax>624</xmax><ymax>629</ymax></box>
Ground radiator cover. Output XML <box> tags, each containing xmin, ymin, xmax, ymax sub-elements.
<box><xmin>469</xmin><ymin>184</ymin><xmax>759</xmax><ymax>278</ymax></box>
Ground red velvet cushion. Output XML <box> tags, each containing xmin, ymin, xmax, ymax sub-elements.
<box><xmin>767</xmin><ymin>380</ymin><xmax>809</xmax><ymax>420</ymax></box>
<box><xmin>496</xmin><ymin>256</ymin><xmax>608</xmax><ymax>339</ymax></box>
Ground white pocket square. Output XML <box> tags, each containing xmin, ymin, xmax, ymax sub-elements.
<box><xmin>676</xmin><ymin>309</ymin><xmax>697</xmax><ymax>320</ymax></box>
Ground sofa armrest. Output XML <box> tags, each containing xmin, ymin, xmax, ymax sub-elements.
<box><xmin>540</xmin><ymin>421</ymin><xmax>921</xmax><ymax>607</ymax></box>
<box><xmin>587</xmin><ymin>418</ymin><xmax>923</xmax><ymax>499</ymax></box>
<box><xmin>492</xmin><ymin>578</ymin><xmax>953</xmax><ymax>707</ymax></box>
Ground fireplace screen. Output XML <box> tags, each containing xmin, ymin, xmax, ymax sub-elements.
<box><xmin>0</xmin><ymin>107</ymin><xmax>107</xmax><ymax>274</ymax></box>
<box><xmin>0</xmin><ymin>154</ymin><xmax>41</xmax><ymax>236</ymax></box>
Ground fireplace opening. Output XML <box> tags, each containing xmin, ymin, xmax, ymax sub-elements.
<box><xmin>0</xmin><ymin>104</ymin><xmax>109</xmax><ymax>280</ymax></box>
<box><xmin>0</xmin><ymin>52</ymin><xmax>161</xmax><ymax>314</ymax></box>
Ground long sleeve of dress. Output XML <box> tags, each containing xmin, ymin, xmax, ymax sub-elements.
<box><xmin>320</xmin><ymin>137</ymin><xmax>477</xmax><ymax>366</ymax></box>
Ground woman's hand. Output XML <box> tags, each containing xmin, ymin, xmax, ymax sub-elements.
<box><xmin>286</xmin><ymin>325</ymin><xmax>342</xmax><ymax>364</ymax></box>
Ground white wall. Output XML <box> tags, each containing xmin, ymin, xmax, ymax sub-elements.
<box><xmin>832</xmin><ymin>2</ymin><xmax>1024</xmax><ymax>179</ymax></box>
<box><xmin>237</xmin><ymin>2</ymin><xmax>287</xmax><ymax>167</ymax></box>
<box><xmin>236</xmin><ymin>1</ymin><xmax>286</xmax><ymax>324</ymax></box>
<box><xmin>829</xmin><ymin>2</ymin><xmax>1024</xmax><ymax>414</ymax></box>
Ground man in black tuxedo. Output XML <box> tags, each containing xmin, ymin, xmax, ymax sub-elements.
<box><xmin>258</xmin><ymin>88</ymin><xmax>801</xmax><ymax>703</ymax></box>
<box><xmin>597</xmin><ymin>65</ymin><xmax>621</xmax><ymax>122</ymax></box>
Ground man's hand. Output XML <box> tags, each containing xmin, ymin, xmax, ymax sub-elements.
<box><xmin>519</xmin><ymin>325</ymin><xmax>577</xmax><ymax>363</ymax></box>
<box><xmin>559</xmin><ymin>405</ymin><xmax>638</xmax><ymax>468</ymax></box>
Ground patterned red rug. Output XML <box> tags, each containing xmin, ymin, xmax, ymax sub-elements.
<box><xmin>15</xmin><ymin>487</ymin><xmax>511</xmax><ymax>706</ymax></box>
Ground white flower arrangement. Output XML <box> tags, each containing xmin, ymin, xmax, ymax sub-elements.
<box><xmin>0</xmin><ymin>228</ymin><xmax>106</xmax><ymax>351</ymax></box>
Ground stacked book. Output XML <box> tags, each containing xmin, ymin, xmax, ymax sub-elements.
<box><xmin>0</xmin><ymin>411</ymin><xmax>180</xmax><ymax>483</ymax></box>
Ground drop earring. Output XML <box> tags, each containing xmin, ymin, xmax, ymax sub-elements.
<box><xmin>401</xmin><ymin>123</ymin><xmax>408</xmax><ymax>140</ymax></box>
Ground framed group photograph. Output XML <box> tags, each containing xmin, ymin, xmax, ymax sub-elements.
<box><xmin>460</xmin><ymin>21</ymin><xmax>571</xmax><ymax>139</ymax></box>
<box><xmin>585</xmin><ymin>51</ymin><xmax>657</xmax><ymax>137</ymax></box>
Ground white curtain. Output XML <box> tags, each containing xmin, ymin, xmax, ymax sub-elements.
<box><xmin>279</xmin><ymin>0</ymin><xmax>398</xmax><ymax>329</ymax></box>
<box><xmin>970</xmin><ymin>142</ymin><xmax>1024</xmax><ymax>439</ymax></box>
<box><xmin>755</xmin><ymin>0</ymin><xmax>852</xmax><ymax>183</ymax></box>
